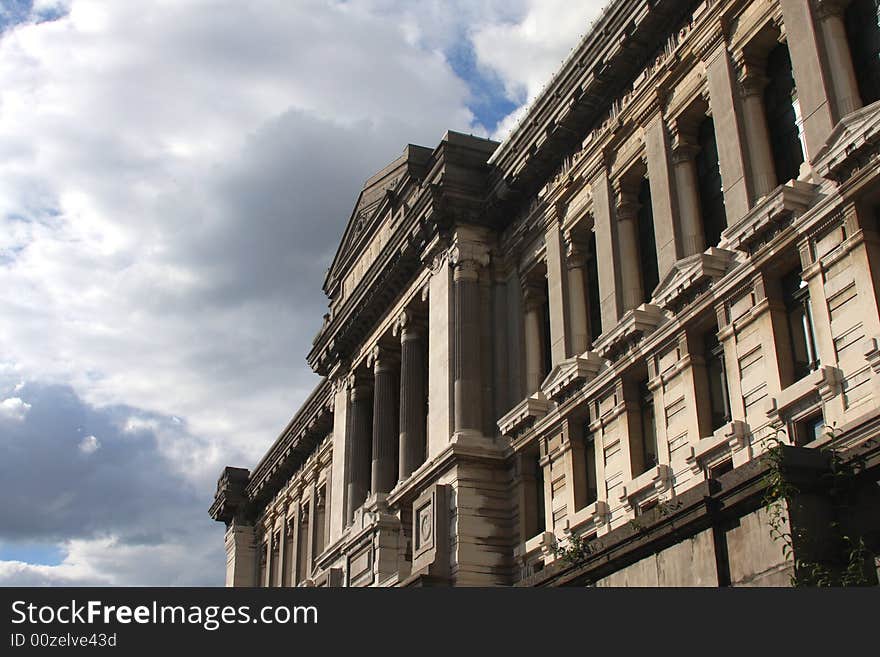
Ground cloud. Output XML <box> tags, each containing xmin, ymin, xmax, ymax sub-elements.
<box><xmin>470</xmin><ymin>0</ymin><xmax>606</xmax><ymax>140</ymax></box>
<box><xmin>78</xmin><ymin>434</ymin><xmax>100</xmax><ymax>453</ymax></box>
<box><xmin>0</xmin><ymin>0</ymin><xmax>595</xmax><ymax>585</ymax></box>
<box><xmin>0</xmin><ymin>396</ymin><xmax>31</xmax><ymax>421</ymax></box>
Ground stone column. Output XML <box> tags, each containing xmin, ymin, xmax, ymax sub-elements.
<box><xmin>815</xmin><ymin>0</ymin><xmax>863</xmax><ymax>118</ymax></box>
<box><xmin>346</xmin><ymin>373</ymin><xmax>372</xmax><ymax>521</ymax></box>
<box><xmin>671</xmin><ymin>126</ymin><xmax>705</xmax><ymax>257</ymax></box>
<box><xmin>735</xmin><ymin>56</ymin><xmax>777</xmax><ymax>200</ymax></box>
<box><xmin>564</xmin><ymin>233</ymin><xmax>591</xmax><ymax>354</ymax></box>
<box><xmin>451</xmin><ymin>237</ymin><xmax>489</xmax><ymax>437</ymax></box>
<box><xmin>369</xmin><ymin>346</ymin><xmax>399</xmax><ymax>496</ymax></box>
<box><xmin>522</xmin><ymin>277</ymin><xmax>546</xmax><ymax>394</ymax></box>
<box><xmin>615</xmin><ymin>184</ymin><xmax>644</xmax><ymax>312</ymax></box>
<box><xmin>396</xmin><ymin>310</ymin><xmax>427</xmax><ymax>481</ymax></box>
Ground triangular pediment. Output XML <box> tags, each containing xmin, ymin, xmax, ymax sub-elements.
<box><xmin>814</xmin><ymin>100</ymin><xmax>880</xmax><ymax>183</ymax></box>
<box><xmin>651</xmin><ymin>247</ymin><xmax>736</xmax><ymax>310</ymax></box>
<box><xmin>324</xmin><ymin>144</ymin><xmax>433</xmax><ymax>297</ymax></box>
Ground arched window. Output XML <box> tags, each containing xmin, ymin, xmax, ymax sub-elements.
<box><xmin>764</xmin><ymin>43</ymin><xmax>805</xmax><ymax>185</ymax></box>
<box><xmin>845</xmin><ymin>0</ymin><xmax>880</xmax><ymax>105</ymax></box>
<box><xmin>636</xmin><ymin>178</ymin><xmax>659</xmax><ymax>303</ymax></box>
<box><xmin>696</xmin><ymin>117</ymin><xmax>726</xmax><ymax>248</ymax></box>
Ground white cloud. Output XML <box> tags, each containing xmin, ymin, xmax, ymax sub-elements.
<box><xmin>471</xmin><ymin>0</ymin><xmax>606</xmax><ymax>140</ymax></box>
<box><xmin>0</xmin><ymin>397</ymin><xmax>31</xmax><ymax>421</ymax></box>
<box><xmin>78</xmin><ymin>434</ymin><xmax>100</xmax><ymax>454</ymax></box>
<box><xmin>0</xmin><ymin>533</ymin><xmax>221</xmax><ymax>586</ymax></box>
<box><xmin>0</xmin><ymin>0</ymin><xmax>597</xmax><ymax>585</ymax></box>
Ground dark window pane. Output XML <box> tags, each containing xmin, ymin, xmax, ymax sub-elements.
<box><xmin>637</xmin><ymin>178</ymin><xmax>659</xmax><ymax>302</ymax></box>
<box><xmin>846</xmin><ymin>0</ymin><xmax>880</xmax><ymax>105</ymax></box>
<box><xmin>764</xmin><ymin>44</ymin><xmax>804</xmax><ymax>185</ymax></box>
<box><xmin>696</xmin><ymin>117</ymin><xmax>727</xmax><ymax>248</ymax></box>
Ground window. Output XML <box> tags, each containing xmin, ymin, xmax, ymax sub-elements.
<box><xmin>541</xmin><ymin>279</ymin><xmax>552</xmax><ymax>380</ymax></box>
<box><xmin>637</xmin><ymin>178</ymin><xmax>660</xmax><ymax>302</ymax></box>
<box><xmin>534</xmin><ymin>454</ymin><xmax>546</xmax><ymax>534</ymax></box>
<box><xmin>586</xmin><ymin>230</ymin><xmax>602</xmax><ymax>340</ymax></box>
<box><xmin>312</xmin><ymin>488</ymin><xmax>327</xmax><ymax>567</ymax></box>
<box><xmin>793</xmin><ymin>413</ymin><xmax>824</xmax><ymax>447</ymax></box>
<box><xmin>846</xmin><ymin>0</ymin><xmax>880</xmax><ymax>105</ymax></box>
<box><xmin>696</xmin><ymin>117</ymin><xmax>726</xmax><ymax>248</ymax></box>
<box><xmin>764</xmin><ymin>43</ymin><xmax>805</xmax><ymax>185</ymax></box>
<box><xmin>708</xmin><ymin>458</ymin><xmax>734</xmax><ymax>479</ymax></box>
<box><xmin>297</xmin><ymin>507</ymin><xmax>310</xmax><ymax>584</ymax></box>
<box><xmin>584</xmin><ymin>430</ymin><xmax>598</xmax><ymax>506</ymax></box>
<box><xmin>634</xmin><ymin>379</ymin><xmax>658</xmax><ymax>476</ymax></box>
<box><xmin>782</xmin><ymin>269</ymin><xmax>819</xmax><ymax>381</ymax></box>
<box><xmin>705</xmin><ymin>328</ymin><xmax>731</xmax><ymax>432</ymax></box>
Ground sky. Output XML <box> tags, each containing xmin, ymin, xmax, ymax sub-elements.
<box><xmin>0</xmin><ymin>0</ymin><xmax>604</xmax><ymax>586</ymax></box>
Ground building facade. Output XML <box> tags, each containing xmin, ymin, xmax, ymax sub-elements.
<box><xmin>210</xmin><ymin>0</ymin><xmax>880</xmax><ymax>587</ymax></box>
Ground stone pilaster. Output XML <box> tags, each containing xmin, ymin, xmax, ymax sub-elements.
<box><xmin>396</xmin><ymin>310</ymin><xmax>427</xmax><ymax>481</ymax></box>
<box><xmin>644</xmin><ymin>112</ymin><xmax>681</xmax><ymax>279</ymax></box>
<box><xmin>224</xmin><ymin>518</ymin><xmax>257</xmax><ymax>588</ymax></box>
<box><xmin>346</xmin><ymin>371</ymin><xmax>373</xmax><ymax>522</ymax></box>
<box><xmin>704</xmin><ymin>42</ymin><xmax>751</xmax><ymax>221</ymax></box>
<box><xmin>369</xmin><ymin>346</ymin><xmax>399</xmax><ymax>496</ymax></box>
<box><xmin>779</xmin><ymin>0</ymin><xmax>836</xmax><ymax>156</ymax></box>
<box><xmin>544</xmin><ymin>221</ymin><xmax>571</xmax><ymax>363</ymax></box>
<box><xmin>591</xmin><ymin>168</ymin><xmax>622</xmax><ymax>327</ymax></box>
<box><xmin>329</xmin><ymin>376</ymin><xmax>349</xmax><ymax>543</ymax></box>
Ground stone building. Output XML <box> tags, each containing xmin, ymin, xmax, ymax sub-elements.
<box><xmin>210</xmin><ymin>0</ymin><xmax>880</xmax><ymax>587</ymax></box>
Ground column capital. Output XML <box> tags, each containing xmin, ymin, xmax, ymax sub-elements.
<box><xmin>348</xmin><ymin>370</ymin><xmax>373</xmax><ymax>400</ymax></box>
<box><xmin>393</xmin><ymin>308</ymin><xmax>426</xmax><ymax>341</ymax></box>
<box><xmin>669</xmin><ymin>122</ymin><xmax>700</xmax><ymax>163</ymax></box>
<box><xmin>520</xmin><ymin>275</ymin><xmax>547</xmax><ymax>312</ymax></box>
<box><xmin>563</xmin><ymin>231</ymin><xmax>590</xmax><ymax>269</ymax></box>
<box><xmin>612</xmin><ymin>181</ymin><xmax>640</xmax><ymax>222</ymax></box>
<box><xmin>732</xmin><ymin>52</ymin><xmax>769</xmax><ymax>98</ymax></box>
<box><xmin>813</xmin><ymin>0</ymin><xmax>849</xmax><ymax>20</ymax></box>
<box><xmin>449</xmin><ymin>234</ymin><xmax>490</xmax><ymax>282</ymax></box>
<box><xmin>367</xmin><ymin>345</ymin><xmax>399</xmax><ymax>373</ymax></box>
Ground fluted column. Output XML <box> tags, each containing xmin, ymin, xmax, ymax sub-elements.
<box><xmin>369</xmin><ymin>346</ymin><xmax>399</xmax><ymax>496</ymax></box>
<box><xmin>346</xmin><ymin>373</ymin><xmax>372</xmax><ymax>521</ymax></box>
<box><xmin>565</xmin><ymin>233</ymin><xmax>591</xmax><ymax>354</ymax></box>
<box><xmin>815</xmin><ymin>0</ymin><xmax>862</xmax><ymax>118</ymax></box>
<box><xmin>615</xmin><ymin>185</ymin><xmax>644</xmax><ymax>311</ymax></box>
<box><xmin>522</xmin><ymin>278</ymin><xmax>545</xmax><ymax>394</ymax></box>
<box><xmin>671</xmin><ymin>127</ymin><xmax>705</xmax><ymax>256</ymax></box>
<box><xmin>396</xmin><ymin>310</ymin><xmax>426</xmax><ymax>481</ymax></box>
<box><xmin>454</xmin><ymin>258</ymin><xmax>482</xmax><ymax>434</ymax></box>
<box><xmin>735</xmin><ymin>56</ymin><xmax>777</xmax><ymax>200</ymax></box>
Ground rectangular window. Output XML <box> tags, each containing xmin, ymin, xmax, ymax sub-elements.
<box><xmin>705</xmin><ymin>328</ymin><xmax>731</xmax><ymax>431</ymax></box>
<box><xmin>782</xmin><ymin>269</ymin><xmax>819</xmax><ymax>381</ymax></box>
<box><xmin>637</xmin><ymin>178</ymin><xmax>660</xmax><ymax>302</ymax></box>
<box><xmin>793</xmin><ymin>413</ymin><xmax>824</xmax><ymax>447</ymax></box>
<box><xmin>584</xmin><ymin>430</ymin><xmax>598</xmax><ymax>506</ymax></box>
<box><xmin>637</xmin><ymin>379</ymin><xmax>658</xmax><ymax>475</ymax></box>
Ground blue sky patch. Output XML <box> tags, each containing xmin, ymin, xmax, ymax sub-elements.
<box><xmin>445</xmin><ymin>39</ymin><xmax>516</xmax><ymax>135</ymax></box>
